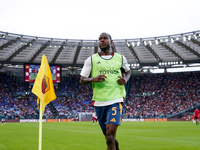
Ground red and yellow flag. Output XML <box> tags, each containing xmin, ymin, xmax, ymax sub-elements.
<box><xmin>32</xmin><ymin>55</ymin><xmax>56</xmax><ymax>113</ymax></box>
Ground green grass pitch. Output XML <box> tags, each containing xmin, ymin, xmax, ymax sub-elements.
<box><xmin>0</xmin><ymin>121</ymin><xmax>200</xmax><ymax>150</ymax></box>
<box><xmin>29</xmin><ymin>73</ymin><xmax>37</xmax><ymax>80</ymax></box>
<box><xmin>29</xmin><ymin>73</ymin><xmax>56</xmax><ymax>80</ymax></box>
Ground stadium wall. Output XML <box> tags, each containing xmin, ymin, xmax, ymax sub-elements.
<box><xmin>3</xmin><ymin>118</ymin><xmax>186</xmax><ymax>123</ymax></box>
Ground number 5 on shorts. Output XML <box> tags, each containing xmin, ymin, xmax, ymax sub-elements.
<box><xmin>112</xmin><ymin>107</ymin><xmax>117</xmax><ymax>115</ymax></box>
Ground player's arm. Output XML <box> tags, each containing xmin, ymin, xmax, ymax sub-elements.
<box><xmin>117</xmin><ymin>55</ymin><xmax>131</xmax><ymax>85</ymax></box>
<box><xmin>80</xmin><ymin>74</ymin><xmax>107</xmax><ymax>85</ymax></box>
<box><xmin>79</xmin><ymin>56</ymin><xmax>107</xmax><ymax>85</ymax></box>
<box><xmin>117</xmin><ymin>70</ymin><xmax>131</xmax><ymax>85</ymax></box>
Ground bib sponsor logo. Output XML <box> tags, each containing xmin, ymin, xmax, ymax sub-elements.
<box><xmin>99</xmin><ymin>70</ymin><xmax>119</xmax><ymax>75</ymax></box>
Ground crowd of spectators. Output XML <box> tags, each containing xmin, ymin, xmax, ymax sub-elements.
<box><xmin>1</xmin><ymin>71</ymin><xmax>200</xmax><ymax>120</ymax></box>
<box><xmin>0</xmin><ymin>72</ymin><xmax>37</xmax><ymax>119</ymax></box>
<box><xmin>125</xmin><ymin>72</ymin><xmax>200</xmax><ymax>119</ymax></box>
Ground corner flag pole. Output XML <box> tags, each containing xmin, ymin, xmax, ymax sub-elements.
<box><xmin>39</xmin><ymin>99</ymin><xmax>43</xmax><ymax>150</ymax></box>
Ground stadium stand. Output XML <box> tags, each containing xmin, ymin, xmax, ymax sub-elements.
<box><xmin>1</xmin><ymin>30</ymin><xmax>200</xmax><ymax>121</ymax></box>
<box><xmin>125</xmin><ymin>72</ymin><xmax>200</xmax><ymax>119</ymax></box>
<box><xmin>1</xmin><ymin>71</ymin><xmax>200</xmax><ymax>120</ymax></box>
<box><xmin>1</xmin><ymin>30</ymin><xmax>200</xmax><ymax>68</ymax></box>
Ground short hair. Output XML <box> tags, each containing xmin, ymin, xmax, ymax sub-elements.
<box><xmin>100</xmin><ymin>32</ymin><xmax>112</xmax><ymax>40</ymax></box>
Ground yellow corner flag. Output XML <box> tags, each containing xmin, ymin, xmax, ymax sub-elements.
<box><xmin>32</xmin><ymin>55</ymin><xmax>56</xmax><ymax>113</ymax></box>
<box><xmin>31</xmin><ymin>55</ymin><xmax>57</xmax><ymax>150</ymax></box>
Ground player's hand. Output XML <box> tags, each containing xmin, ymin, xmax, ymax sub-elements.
<box><xmin>117</xmin><ymin>76</ymin><xmax>127</xmax><ymax>85</ymax></box>
<box><xmin>92</xmin><ymin>74</ymin><xmax>107</xmax><ymax>82</ymax></box>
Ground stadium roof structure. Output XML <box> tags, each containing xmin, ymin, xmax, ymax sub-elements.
<box><xmin>0</xmin><ymin>30</ymin><xmax>200</xmax><ymax>71</ymax></box>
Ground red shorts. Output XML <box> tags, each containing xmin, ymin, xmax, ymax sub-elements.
<box><xmin>194</xmin><ymin>116</ymin><xmax>199</xmax><ymax>119</ymax></box>
<box><xmin>93</xmin><ymin>117</ymin><xmax>97</xmax><ymax>121</ymax></box>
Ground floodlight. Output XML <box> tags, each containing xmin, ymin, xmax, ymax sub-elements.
<box><xmin>126</xmin><ymin>42</ymin><xmax>130</xmax><ymax>47</ymax></box>
<box><xmin>183</xmin><ymin>36</ymin><xmax>186</xmax><ymax>41</ymax></box>
<box><xmin>170</xmin><ymin>38</ymin><xmax>174</xmax><ymax>43</ymax></box>
<box><xmin>155</xmin><ymin>39</ymin><xmax>158</xmax><ymax>45</ymax></box>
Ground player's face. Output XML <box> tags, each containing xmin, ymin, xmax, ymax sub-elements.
<box><xmin>98</xmin><ymin>34</ymin><xmax>112</xmax><ymax>51</ymax></box>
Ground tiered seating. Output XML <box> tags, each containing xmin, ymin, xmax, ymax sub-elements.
<box><xmin>150</xmin><ymin>44</ymin><xmax>179</xmax><ymax>62</ymax></box>
<box><xmin>134</xmin><ymin>44</ymin><xmax>158</xmax><ymax>63</ymax></box>
<box><xmin>0</xmin><ymin>41</ymin><xmax>24</xmax><ymax>61</ymax></box>
<box><xmin>33</xmin><ymin>41</ymin><xmax>60</xmax><ymax>63</ymax></box>
<box><xmin>182</xmin><ymin>41</ymin><xmax>200</xmax><ymax>54</ymax></box>
<box><xmin>166</xmin><ymin>42</ymin><xmax>199</xmax><ymax>60</ymax></box>
<box><xmin>11</xmin><ymin>43</ymin><xmax>42</xmax><ymax>62</ymax></box>
<box><xmin>55</xmin><ymin>42</ymin><xmax>78</xmax><ymax>64</ymax></box>
<box><xmin>1</xmin><ymin>31</ymin><xmax>200</xmax><ymax>67</ymax></box>
<box><xmin>114</xmin><ymin>42</ymin><xmax>137</xmax><ymax>64</ymax></box>
<box><xmin>76</xmin><ymin>42</ymin><xmax>95</xmax><ymax>65</ymax></box>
